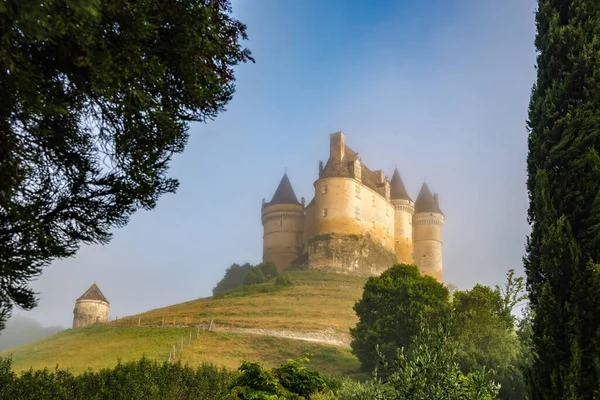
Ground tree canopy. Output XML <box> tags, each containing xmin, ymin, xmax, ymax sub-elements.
<box><xmin>524</xmin><ymin>0</ymin><xmax>600</xmax><ymax>397</ymax></box>
<box><xmin>350</xmin><ymin>264</ymin><xmax>451</xmax><ymax>372</ymax></box>
<box><xmin>0</xmin><ymin>0</ymin><xmax>253</xmax><ymax>330</ymax></box>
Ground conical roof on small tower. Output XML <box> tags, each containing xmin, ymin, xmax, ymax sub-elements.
<box><xmin>390</xmin><ymin>168</ymin><xmax>412</xmax><ymax>201</ymax></box>
<box><xmin>77</xmin><ymin>283</ymin><xmax>109</xmax><ymax>304</ymax></box>
<box><xmin>268</xmin><ymin>173</ymin><xmax>300</xmax><ymax>205</ymax></box>
<box><xmin>414</xmin><ymin>182</ymin><xmax>443</xmax><ymax>215</ymax></box>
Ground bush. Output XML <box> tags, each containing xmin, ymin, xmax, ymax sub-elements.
<box><xmin>257</xmin><ymin>262</ymin><xmax>279</xmax><ymax>279</ymax></box>
<box><xmin>0</xmin><ymin>356</ymin><xmax>234</xmax><ymax>400</ymax></box>
<box><xmin>242</xmin><ymin>267</ymin><xmax>266</xmax><ymax>286</ymax></box>
<box><xmin>274</xmin><ymin>273</ymin><xmax>293</xmax><ymax>287</ymax></box>
<box><xmin>272</xmin><ymin>358</ymin><xmax>327</xmax><ymax>398</ymax></box>
<box><xmin>213</xmin><ymin>263</ymin><xmax>254</xmax><ymax>295</ymax></box>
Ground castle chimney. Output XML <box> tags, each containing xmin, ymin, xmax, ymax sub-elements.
<box><xmin>319</xmin><ymin>160</ymin><xmax>324</xmax><ymax>176</ymax></box>
<box><xmin>330</xmin><ymin>132</ymin><xmax>345</xmax><ymax>160</ymax></box>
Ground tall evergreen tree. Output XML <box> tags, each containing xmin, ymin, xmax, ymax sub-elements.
<box><xmin>524</xmin><ymin>1</ymin><xmax>600</xmax><ymax>398</ymax></box>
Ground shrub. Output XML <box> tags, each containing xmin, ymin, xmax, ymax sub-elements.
<box><xmin>257</xmin><ymin>262</ymin><xmax>279</xmax><ymax>279</ymax></box>
<box><xmin>213</xmin><ymin>263</ymin><xmax>254</xmax><ymax>295</ymax></box>
<box><xmin>242</xmin><ymin>267</ymin><xmax>266</xmax><ymax>286</ymax></box>
<box><xmin>272</xmin><ymin>358</ymin><xmax>327</xmax><ymax>398</ymax></box>
<box><xmin>219</xmin><ymin>361</ymin><xmax>297</xmax><ymax>400</ymax></box>
<box><xmin>274</xmin><ymin>273</ymin><xmax>293</xmax><ymax>287</ymax></box>
<box><xmin>0</xmin><ymin>356</ymin><xmax>234</xmax><ymax>400</ymax></box>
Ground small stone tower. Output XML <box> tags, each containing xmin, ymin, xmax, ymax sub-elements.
<box><xmin>72</xmin><ymin>283</ymin><xmax>110</xmax><ymax>328</ymax></box>
<box><xmin>261</xmin><ymin>173</ymin><xmax>304</xmax><ymax>271</ymax></box>
<box><xmin>390</xmin><ymin>168</ymin><xmax>415</xmax><ymax>265</ymax></box>
<box><xmin>412</xmin><ymin>183</ymin><xmax>444</xmax><ymax>282</ymax></box>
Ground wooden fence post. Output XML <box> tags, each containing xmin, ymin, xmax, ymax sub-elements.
<box><xmin>138</xmin><ymin>317</ymin><xmax>141</xmax><ymax>327</ymax></box>
<box><xmin>162</xmin><ymin>316</ymin><xmax>164</xmax><ymax>327</ymax></box>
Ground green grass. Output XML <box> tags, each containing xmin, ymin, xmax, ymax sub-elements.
<box><xmin>1</xmin><ymin>326</ymin><xmax>362</xmax><ymax>378</ymax></box>
<box><xmin>128</xmin><ymin>270</ymin><xmax>368</xmax><ymax>334</ymax></box>
<box><xmin>0</xmin><ymin>270</ymin><xmax>369</xmax><ymax>378</ymax></box>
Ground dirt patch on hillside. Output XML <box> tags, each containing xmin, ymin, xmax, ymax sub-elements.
<box><xmin>214</xmin><ymin>326</ymin><xmax>352</xmax><ymax>348</ymax></box>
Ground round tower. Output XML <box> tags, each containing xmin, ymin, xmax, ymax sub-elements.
<box><xmin>390</xmin><ymin>168</ymin><xmax>415</xmax><ymax>265</ymax></box>
<box><xmin>261</xmin><ymin>173</ymin><xmax>304</xmax><ymax>271</ymax></box>
<box><xmin>412</xmin><ymin>183</ymin><xmax>444</xmax><ymax>282</ymax></box>
<box><xmin>72</xmin><ymin>283</ymin><xmax>109</xmax><ymax>328</ymax></box>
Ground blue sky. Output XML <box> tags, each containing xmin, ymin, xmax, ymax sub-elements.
<box><xmin>18</xmin><ymin>0</ymin><xmax>537</xmax><ymax>327</ymax></box>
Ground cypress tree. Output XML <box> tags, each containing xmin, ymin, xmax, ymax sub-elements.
<box><xmin>525</xmin><ymin>1</ymin><xmax>600</xmax><ymax>398</ymax></box>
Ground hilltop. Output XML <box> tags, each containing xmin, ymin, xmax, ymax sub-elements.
<box><xmin>1</xmin><ymin>270</ymin><xmax>368</xmax><ymax>377</ymax></box>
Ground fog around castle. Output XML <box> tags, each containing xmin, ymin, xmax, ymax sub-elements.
<box><xmin>13</xmin><ymin>0</ymin><xmax>536</xmax><ymax>328</ymax></box>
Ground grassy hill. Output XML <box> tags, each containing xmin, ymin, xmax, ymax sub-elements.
<box><xmin>1</xmin><ymin>270</ymin><xmax>368</xmax><ymax>377</ymax></box>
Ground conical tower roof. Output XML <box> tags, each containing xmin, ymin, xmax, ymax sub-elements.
<box><xmin>414</xmin><ymin>183</ymin><xmax>443</xmax><ymax>214</ymax></box>
<box><xmin>77</xmin><ymin>283</ymin><xmax>109</xmax><ymax>304</ymax></box>
<box><xmin>390</xmin><ymin>168</ymin><xmax>412</xmax><ymax>201</ymax></box>
<box><xmin>269</xmin><ymin>173</ymin><xmax>300</xmax><ymax>205</ymax></box>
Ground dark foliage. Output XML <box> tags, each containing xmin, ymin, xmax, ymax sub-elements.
<box><xmin>275</xmin><ymin>273</ymin><xmax>293</xmax><ymax>287</ymax></box>
<box><xmin>0</xmin><ymin>0</ymin><xmax>253</xmax><ymax>331</ymax></box>
<box><xmin>212</xmin><ymin>263</ymin><xmax>254</xmax><ymax>295</ymax></box>
<box><xmin>0</xmin><ymin>356</ymin><xmax>234</xmax><ymax>399</ymax></box>
<box><xmin>524</xmin><ymin>0</ymin><xmax>600</xmax><ymax>397</ymax></box>
<box><xmin>242</xmin><ymin>267</ymin><xmax>266</xmax><ymax>286</ymax></box>
<box><xmin>257</xmin><ymin>261</ymin><xmax>279</xmax><ymax>279</ymax></box>
<box><xmin>220</xmin><ymin>359</ymin><xmax>329</xmax><ymax>400</ymax></box>
<box><xmin>349</xmin><ymin>264</ymin><xmax>450</xmax><ymax>372</ymax></box>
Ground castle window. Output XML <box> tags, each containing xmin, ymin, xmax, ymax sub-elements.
<box><xmin>355</xmin><ymin>184</ymin><xmax>361</xmax><ymax>199</ymax></box>
<box><xmin>280</xmin><ymin>220</ymin><xmax>283</xmax><ymax>227</ymax></box>
<box><xmin>355</xmin><ymin>205</ymin><xmax>361</xmax><ymax>220</ymax></box>
<box><xmin>322</xmin><ymin>185</ymin><xmax>328</xmax><ymax>194</ymax></box>
<box><xmin>322</xmin><ymin>208</ymin><xmax>328</xmax><ymax>217</ymax></box>
<box><xmin>372</xmin><ymin>196</ymin><xmax>375</xmax><ymax>207</ymax></box>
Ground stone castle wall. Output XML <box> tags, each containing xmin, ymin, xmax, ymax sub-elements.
<box><xmin>312</xmin><ymin>177</ymin><xmax>395</xmax><ymax>252</ymax></box>
<box><xmin>306</xmin><ymin>232</ymin><xmax>398</xmax><ymax>277</ymax></box>
<box><xmin>262</xmin><ymin>202</ymin><xmax>304</xmax><ymax>271</ymax></box>
<box><xmin>72</xmin><ymin>299</ymin><xmax>109</xmax><ymax>328</ymax></box>
<box><xmin>413</xmin><ymin>212</ymin><xmax>444</xmax><ymax>282</ymax></box>
<box><xmin>392</xmin><ymin>198</ymin><xmax>414</xmax><ymax>264</ymax></box>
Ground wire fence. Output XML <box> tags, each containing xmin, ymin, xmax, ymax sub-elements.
<box><xmin>102</xmin><ymin>316</ymin><xmax>217</xmax><ymax>363</ymax></box>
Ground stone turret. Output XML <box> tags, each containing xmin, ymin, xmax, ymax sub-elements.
<box><xmin>72</xmin><ymin>283</ymin><xmax>109</xmax><ymax>328</ymax></box>
<box><xmin>390</xmin><ymin>168</ymin><xmax>415</xmax><ymax>265</ymax></box>
<box><xmin>412</xmin><ymin>183</ymin><xmax>444</xmax><ymax>282</ymax></box>
<box><xmin>261</xmin><ymin>173</ymin><xmax>304</xmax><ymax>271</ymax></box>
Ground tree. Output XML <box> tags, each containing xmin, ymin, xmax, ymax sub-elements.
<box><xmin>524</xmin><ymin>0</ymin><xmax>600</xmax><ymax>397</ymax></box>
<box><xmin>375</xmin><ymin>325</ymin><xmax>500</xmax><ymax>400</ymax></box>
<box><xmin>257</xmin><ymin>261</ymin><xmax>279</xmax><ymax>280</ymax></box>
<box><xmin>350</xmin><ymin>264</ymin><xmax>450</xmax><ymax>372</ymax></box>
<box><xmin>213</xmin><ymin>263</ymin><xmax>254</xmax><ymax>296</ymax></box>
<box><xmin>0</xmin><ymin>0</ymin><xmax>253</xmax><ymax>330</ymax></box>
<box><xmin>242</xmin><ymin>267</ymin><xmax>266</xmax><ymax>286</ymax></box>
<box><xmin>451</xmin><ymin>284</ymin><xmax>524</xmax><ymax>399</ymax></box>
<box><xmin>494</xmin><ymin>269</ymin><xmax>527</xmax><ymax>325</ymax></box>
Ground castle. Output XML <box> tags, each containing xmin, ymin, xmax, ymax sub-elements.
<box><xmin>261</xmin><ymin>132</ymin><xmax>445</xmax><ymax>281</ymax></box>
<box><xmin>72</xmin><ymin>283</ymin><xmax>110</xmax><ymax>328</ymax></box>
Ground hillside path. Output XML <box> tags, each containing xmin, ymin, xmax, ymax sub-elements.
<box><xmin>212</xmin><ymin>326</ymin><xmax>352</xmax><ymax>348</ymax></box>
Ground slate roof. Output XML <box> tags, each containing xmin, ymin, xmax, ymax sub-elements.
<box><xmin>77</xmin><ymin>283</ymin><xmax>109</xmax><ymax>304</ymax></box>
<box><xmin>414</xmin><ymin>183</ymin><xmax>443</xmax><ymax>215</ymax></box>
<box><xmin>320</xmin><ymin>145</ymin><xmax>386</xmax><ymax>193</ymax></box>
<box><xmin>269</xmin><ymin>173</ymin><xmax>300</xmax><ymax>205</ymax></box>
<box><xmin>390</xmin><ymin>168</ymin><xmax>412</xmax><ymax>201</ymax></box>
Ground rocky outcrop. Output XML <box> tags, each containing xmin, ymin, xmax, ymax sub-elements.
<box><xmin>306</xmin><ymin>232</ymin><xmax>397</xmax><ymax>276</ymax></box>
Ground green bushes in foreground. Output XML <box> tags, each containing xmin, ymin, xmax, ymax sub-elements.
<box><xmin>0</xmin><ymin>326</ymin><xmax>500</xmax><ymax>399</ymax></box>
<box><xmin>0</xmin><ymin>357</ymin><xmax>234</xmax><ymax>400</ymax></box>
